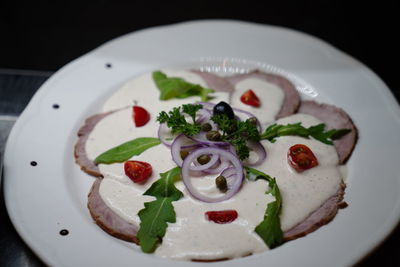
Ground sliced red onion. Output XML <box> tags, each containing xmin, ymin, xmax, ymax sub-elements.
<box><xmin>195</xmin><ymin>102</ymin><xmax>215</xmax><ymax>110</ymax></box>
<box><xmin>171</xmin><ymin>134</ymin><xmax>200</xmax><ymax>167</ymax></box>
<box><xmin>190</xmin><ymin>153</ymin><xmax>220</xmax><ymax>171</ymax></box>
<box><xmin>221</xmin><ymin>167</ymin><xmax>237</xmax><ymax>179</ymax></box>
<box><xmin>201</xmin><ymin>158</ymin><xmax>230</xmax><ymax>174</ymax></box>
<box><xmin>195</xmin><ymin>108</ymin><xmax>212</xmax><ymax>124</ymax></box>
<box><xmin>243</xmin><ymin>141</ymin><xmax>267</xmax><ymax>167</ymax></box>
<box><xmin>189</xmin><ymin>132</ymin><xmax>228</xmax><ymax>146</ymax></box>
<box><xmin>181</xmin><ymin>147</ymin><xmax>244</xmax><ymax>203</ymax></box>
<box><xmin>158</xmin><ymin>123</ymin><xmax>177</xmax><ymax>147</ymax></box>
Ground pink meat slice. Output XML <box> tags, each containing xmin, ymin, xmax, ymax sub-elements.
<box><xmin>87</xmin><ymin>178</ymin><xmax>139</xmax><ymax>243</ymax></box>
<box><xmin>283</xmin><ymin>183</ymin><xmax>347</xmax><ymax>241</ymax></box>
<box><xmin>226</xmin><ymin>70</ymin><xmax>301</xmax><ymax>118</ymax></box>
<box><xmin>191</xmin><ymin>70</ymin><xmax>235</xmax><ymax>92</ymax></box>
<box><xmin>74</xmin><ymin>111</ymin><xmax>114</xmax><ymax>177</ymax></box>
<box><xmin>88</xmin><ymin>178</ymin><xmax>346</xmax><ymax>246</ymax></box>
<box><xmin>298</xmin><ymin>100</ymin><xmax>358</xmax><ymax>164</ymax></box>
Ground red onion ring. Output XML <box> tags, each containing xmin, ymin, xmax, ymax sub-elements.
<box><xmin>171</xmin><ymin>134</ymin><xmax>200</xmax><ymax>167</ymax></box>
<box><xmin>181</xmin><ymin>147</ymin><xmax>244</xmax><ymax>203</ymax></box>
<box><xmin>201</xmin><ymin>158</ymin><xmax>230</xmax><ymax>174</ymax></box>
<box><xmin>195</xmin><ymin>108</ymin><xmax>212</xmax><ymax>124</ymax></box>
<box><xmin>189</xmin><ymin>132</ymin><xmax>228</xmax><ymax>146</ymax></box>
<box><xmin>158</xmin><ymin>123</ymin><xmax>177</xmax><ymax>147</ymax></box>
<box><xmin>221</xmin><ymin>167</ymin><xmax>237</xmax><ymax>179</ymax></box>
<box><xmin>243</xmin><ymin>141</ymin><xmax>267</xmax><ymax>167</ymax></box>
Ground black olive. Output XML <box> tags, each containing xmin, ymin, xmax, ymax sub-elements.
<box><xmin>213</xmin><ymin>101</ymin><xmax>235</xmax><ymax>119</ymax></box>
<box><xmin>197</xmin><ymin>155</ymin><xmax>211</xmax><ymax>165</ymax></box>
<box><xmin>215</xmin><ymin>175</ymin><xmax>228</xmax><ymax>192</ymax></box>
<box><xmin>206</xmin><ymin>131</ymin><xmax>221</xmax><ymax>141</ymax></box>
<box><xmin>201</xmin><ymin>123</ymin><xmax>212</xmax><ymax>132</ymax></box>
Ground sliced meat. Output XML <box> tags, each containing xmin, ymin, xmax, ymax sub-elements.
<box><xmin>74</xmin><ymin>111</ymin><xmax>114</xmax><ymax>177</ymax></box>
<box><xmin>283</xmin><ymin>183</ymin><xmax>346</xmax><ymax>241</ymax></box>
<box><xmin>226</xmin><ymin>70</ymin><xmax>301</xmax><ymax>118</ymax></box>
<box><xmin>191</xmin><ymin>70</ymin><xmax>234</xmax><ymax>92</ymax></box>
<box><xmin>298</xmin><ymin>100</ymin><xmax>358</xmax><ymax>164</ymax></box>
<box><xmin>87</xmin><ymin>179</ymin><xmax>139</xmax><ymax>243</ymax></box>
<box><xmin>87</xmin><ymin>179</ymin><xmax>346</xmax><ymax>249</ymax></box>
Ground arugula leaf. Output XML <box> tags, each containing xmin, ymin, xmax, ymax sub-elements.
<box><xmin>152</xmin><ymin>71</ymin><xmax>214</xmax><ymax>101</ymax></box>
<box><xmin>157</xmin><ymin>105</ymin><xmax>202</xmax><ymax>136</ymax></box>
<box><xmin>244</xmin><ymin>167</ymin><xmax>283</xmax><ymax>249</ymax></box>
<box><xmin>143</xmin><ymin>167</ymin><xmax>183</xmax><ymax>200</ymax></box>
<box><xmin>137</xmin><ymin>167</ymin><xmax>183</xmax><ymax>253</ymax></box>
<box><xmin>261</xmin><ymin>122</ymin><xmax>350</xmax><ymax>145</ymax></box>
<box><xmin>211</xmin><ymin>114</ymin><xmax>260</xmax><ymax>160</ymax></box>
<box><xmin>137</xmin><ymin>198</ymin><xmax>176</xmax><ymax>253</ymax></box>
<box><xmin>94</xmin><ymin>137</ymin><xmax>161</xmax><ymax>164</ymax></box>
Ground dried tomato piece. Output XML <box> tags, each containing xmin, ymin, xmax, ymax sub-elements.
<box><xmin>205</xmin><ymin>210</ymin><xmax>238</xmax><ymax>224</ymax></box>
<box><xmin>124</xmin><ymin>160</ymin><xmax>152</xmax><ymax>183</ymax></box>
<box><xmin>288</xmin><ymin>144</ymin><xmax>318</xmax><ymax>172</ymax></box>
<box><xmin>132</xmin><ymin>106</ymin><xmax>150</xmax><ymax>127</ymax></box>
<box><xmin>240</xmin><ymin>89</ymin><xmax>261</xmax><ymax>107</ymax></box>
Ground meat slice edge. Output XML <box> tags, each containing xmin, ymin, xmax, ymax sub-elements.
<box><xmin>283</xmin><ymin>183</ymin><xmax>347</xmax><ymax>241</ymax></box>
<box><xmin>226</xmin><ymin>70</ymin><xmax>301</xmax><ymax>118</ymax></box>
<box><xmin>87</xmin><ymin>179</ymin><xmax>346</xmax><ymax>252</ymax></box>
<box><xmin>191</xmin><ymin>70</ymin><xmax>235</xmax><ymax>92</ymax></box>
<box><xmin>74</xmin><ymin>111</ymin><xmax>114</xmax><ymax>177</ymax></box>
<box><xmin>87</xmin><ymin>179</ymin><xmax>139</xmax><ymax>244</ymax></box>
<box><xmin>298</xmin><ymin>100</ymin><xmax>358</xmax><ymax>164</ymax></box>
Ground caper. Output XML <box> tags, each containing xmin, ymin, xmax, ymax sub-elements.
<box><xmin>197</xmin><ymin>154</ymin><xmax>211</xmax><ymax>165</ymax></box>
<box><xmin>201</xmin><ymin>123</ymin><xmax>212</xmax><ymax>132</ymax></box>
<box><xmin>215</xmin><ymin>175</ymin><xmax>228</xmax><ymax>192</ymax></box>
<box><xmin>180</xmin><ymin>150</ymin><xmax>189</xmax><ymax>160</ymax></box>
<box><xmin>213</xmin><ymin>101</ymin><xmax>235</xmax><ymax>119</ymax></box>
<box><xmin>206</xmin><ymin>130</ymin><xmax>221</xmax><ymax>141</ymax></box>
<box><xmin>248</xmin><ymin>117</ymin><xmax>258</xmax><ymax>125</ymax></box>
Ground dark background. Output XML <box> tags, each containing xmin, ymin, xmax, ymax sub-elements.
<box><xmin>1</xmin><ymin>1</ymin><xmax>399</xmax><ymax>266</ymax></box>
<box><xmin>0</xmin><ymin>0</ymin><xmax>399</xmax><ymax>97</ymax></box>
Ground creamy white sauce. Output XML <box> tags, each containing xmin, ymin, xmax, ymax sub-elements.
<box><xmin>230</xmin><ymin>77</ymin><xmax>284</xmax><ymax>126</ymax></box>
<box><xmin>101</xmin><ymin>70</ymin><xmax>229</xmax><ymax>112</ymax></box>
<box><xmin>85</xmin><ymin>70</ymin><xmax>344</xmax><ymax>260</ymax></box>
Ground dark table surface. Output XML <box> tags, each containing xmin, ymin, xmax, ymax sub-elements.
<box><xmin>1</xmin><ymin>1</ymin><xmax>399</xmax><ymax>266</ymax></box>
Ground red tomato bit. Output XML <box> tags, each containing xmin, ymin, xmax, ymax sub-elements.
<box><xmin>287</xmin><ymin>144</ymin><xmax>318</xmax><ymax>172</ymax></box>
<box><xmin>132</xmin><ymin>105</ymin><xmax>150</xmax><ymax>127</ymax></box>
<box><xmin>205</xmin><ymin>210</ymin><xmax>238</xmax><ymax>224</ymax></box>
<box><xmin>240</xmin><ymin>89</ymin><xmax>261</xmax><ymax>107</ymax></box>
<box><xmin>124</xmin><ymin>160</ymin><xmax>152</xmax><ymax>183</ymax></box>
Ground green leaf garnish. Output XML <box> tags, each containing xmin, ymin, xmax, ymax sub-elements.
<box><xmin>245</xmin><ymin>167</ymin><xmax>283</xmax><ymax>249</ymax></box>
<box><xmin>260</xmin><ymin>122</ymin><xmax>350</xmax><ymax>145</ymax></box>
<box><xmin>143</xmin><ymin>167</ymin><xmax>183</xmax><ymax>200</ymax></box>
<box><xmin>94</xmin><ymin>137</ymin><xmax>161</xmax><ymax>164</ymax></box>
<box><xmin>137</xmin><ymin>198</ymin><xmax>177</xmax><ymax>253</ymax></box>
<box><xmin>211</xmin><ymin>114</ymin><xmax>260</xmax><ymax>160</ymax></box>
<box><xmin>152</xmin><ymin>71</ymin><xmax>214</xmax><ymax>101</ymax></box>
<box><xmin>137</xmin><ymin>167</ymin><xmax>183</xmax><ymax>253</ymax></box>
<box><xmin>157</xmin><ymin>104</ymin><xmax>202</xmax><ymax>136</ymax></box>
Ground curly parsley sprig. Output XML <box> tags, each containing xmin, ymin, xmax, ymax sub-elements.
<box><xmin>156</xmin><ymin>104</ymin><xmax>203</xmax><ymax>136</ymax></box>
<box><xmin>211</xmin><ymin>114</ymin><xmax>260</xmax><ymax>160</ymax></box>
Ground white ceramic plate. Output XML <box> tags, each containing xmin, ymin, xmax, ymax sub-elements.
<box><xmin>4</xmin><ymin>20</ymin><xmax>400</xmax><ymax>267</ymax></box>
